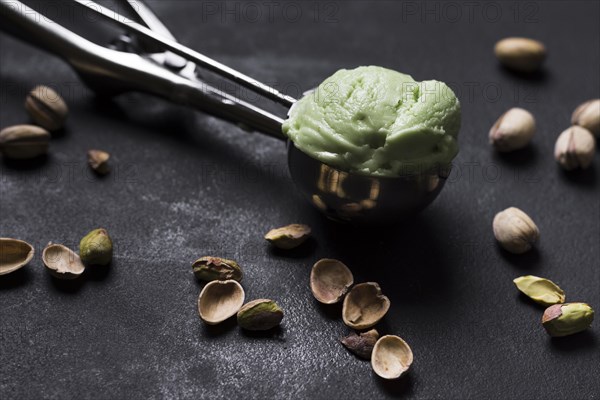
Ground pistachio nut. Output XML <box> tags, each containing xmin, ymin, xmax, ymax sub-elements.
<box><xmin>542</xmin><ymin>303</ymin><xmax>594</xmax><ymax>337</ymax></box>
<box><xmin>198</xmin><ymin>280</ymin><xmax>245</xmax><ymax>325</ymax></box>
<box><xmin>237</xmin><ymin>299</ymin><xmax>283</xmax><ymax>331</ymax></box>
<box><xmin>494</xmin><ymin>37</ymin><xmax>546</xmax><ymax>73</ymax></box>
<box><xmin>340</xmin><ymin>329</ymin><xmax>379</xmax><ymax>360</ymax></box>
<box><xmin>342</xmin><ymin>282</ymin><xmax>390</xmax><ymax>330</ymax></box>
<box><xmin>79</xmin><ymin>228</ymin><xmax>113</xmax><ymax>266</ymax></box>
<box><xmin>489</xmin><ymin>108</ymin><xmax>536</xmax><ymax>152</ymax></box>
<box><xmin>310</xmin><ymin>258</ymin><xmax>354</xmax><ymax>304</ymax></box>
<box><xmin>554</xmin><ymin>126</ymin><xmax>596</xmax><ymax>171</ymax></box>
<box><xmin>25</xmin><ymin>85</ymin><xmax>68</xmax><ymax>131</ymax></box>
<box><xmin>42</xmin><ymin>243</ymin><xmax>85</xmax><ymax>279</ymax></box>
<box><xmin>0</xmin><ymin>238</ymin><xmax>34</xmax><ymax>275</ymax></box>
<box><xmin>493</xmin><ymin>207</ymin><xmax>539</xmax><ymax>254</ymax></box>
<box><xmin>571</xmin><ymin>99</ymin><xmax>600</xmax><ymax>136</ymax></box>
<box><xmin>264</xmin><ymin>223</ymin><xmax>311</xmax><ymax>249</ymax></box>
<box><xmin>371</xmin><ymin>335</ymin><xmax>414</xmax><ymax>380</ymax></box>
<box><xmin>0</xmin><ymin>125</ymin><xmax>50</xmax><ymax>160</ymax></box>
<box><xmin>513</xmin><ymin>275</ymin><xmax>565</xmax><ymax>306</ymax></box>
<box><xmin>192</xmin><ymin>256</ymin><xmax>242</xmax><ymax>282</ymax></box>
<box><xmin>87</xmin><ymin>149</ymin><xmax>111</xmax><ymax>175</ymax></box>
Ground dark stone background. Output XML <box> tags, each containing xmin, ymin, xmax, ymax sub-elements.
<box><xmin>1</xmin><ymin>1</ymin><xmax>599</xmax><ymax>399</ymax></box>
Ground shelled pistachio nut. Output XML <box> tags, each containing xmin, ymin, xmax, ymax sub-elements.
<box><xmin>493</xmin><ymin>207</ymin><xmax>539</xmax><ymax>254</ymax></box>
<box><xmin>542</xmin><ymin>303</ymin><xmax>594</xmax><ymax>337</ymax></box>
<box><xmin>192</xmin><ymin>256</ymin><xmax>243</xmax><ymax>282</ymax></box>
<box><xmin>0</xmin><ymin>238</ymin><xmax>34</xmax><ymax>275</ymax></box>
<box><xmin>489</xmin><ymin>108</ymin><xmax>536</xmax><ymax>152</ymax></box>
<box><xmin>513</xmin><ymin>275</ymin><xmax>565</xmax><ymax>306</ymax></box>
<box><xmin>25</xmin><ymin>85</ymin><xmax>68</xmax><ymax>131</ymax></box>
<box><xmin>79</xmin><ymin>228</ymin><xmax>113</xmax><ymax>266</ymax></box>
<box><xmin>237</xmin><ymin>299</ymin><xmax>283</xmax><ymax>331</ymax></box>
<box><xmin>198</xmin><ymin>280</ymin><xmax>245</xmax><ymax>325</ymax></box>
<box><xmin>371</xmin><ymin>335</ymin><xmax>414</xmax><ymax>379</ymax></box>
<box><xmin>264</xmin><ymin>224</ymin><xmax>311</xmax><ymax>249</ymax></box>
<box><xmin>554</xmin><ymin>126</ymin><xmax>596</xmax><ymax>171</ymax></box>
<box><xmin>310</xmin><ymin>258</ymin><xmax>354</xmax><ymax>304</ymax></box>
<box><xmin>340</xmin><ymin>329</ymin><xmax>379</xmax><ymax>360</ymax></box>
<box><xmin>342</xmin><ymin>282</ymin><xmax>390</xmax><ymax>330</ymax></box>
<box><xmin>87</xmin><ymin>150</ymin><xmax>111</xmax><ymax>175</ymax></box>
<box><xmin>494</xmin><ymin>37</ymin><xmax>546</xmax><ymax>72</ymax></box>
<box><xmin>571</xmin><ymin>99</ymin><xmax>600</xmax><ymax>136</ymax></box>
<box><xmin>0</xmin><ymin>125</ymin><xmax>50</xmax><ymax>160</ymax></box>
<box><xmin>42</xmin><ymin>243</ymin><xmax>85</xmax><ymax>279</ymax></box>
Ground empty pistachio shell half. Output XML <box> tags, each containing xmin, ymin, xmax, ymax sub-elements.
<box><xmin>493</xmin><ymin>207</ymin><xmax>539</xmax><ymax>254</ymax></box>
<box><xmin>42</xmin><ymin>243</ymin><xmax>85</xmax><ymax>279</ymax></box>
<box><xmin>198</xmin><ymin>280</ymin><xmax>245</xmax><ymax>325</ymax></box>
<box><xmin>264</xmin><ymin>224</ymin><xmax>311</xmax><ymax>249</ymax></box>
<box><xmin>513</xmin><ymin>275</ymin><xmax>565</xmax><ymax>306</ymax></box>
<box><xmin>371</xmin><ymin>335</ymin><xmax>414</xmax><ymax>380</ymax></box>
<box><xmin>25</xmin><ymin>85</ymin><xmax>68</xmax><ymax>131</ymax></box>
<box><xmin>0</xmin><ymin>238</ymin><xmax>34</xmax><ymax>275</ymax></box>
<box><xmin>542</xmin><ymin>303</ymin><xmax>594</xmax><ymax>337</ymax></box>
<box><xmin>340</xmin><ymin>329</ymin><xmax>379</xmax><ymax>360</ymax></box>
<box><xmin>310</xmin><ymin>258</ymin><xmax>354</xmax><ymax>304</ymax></box>
<box><xmin>494</xmin><ymin>37</ymin><xmax>546</xmax><ymax>73</ymax></box>
<box><xmin>342</xmin><ymin>282</ymin><xmax>390</xmax><ymax>330</ymax></box>
<box><xmin>571</xmin><ymin>99</ymin><xmax>600</xmax><ymax>136</ymax></box>
<box><xmin>554</xmin><ymin>126</ymin><xmax>596</xmax><ymax>171</ymax></box>
<box><xmin>237</xmin><ymin>299</ymin><xmax>283</xmax><ymax>330</ymax></box>
<box><xmin>0</xmin><ymin>124</ymin><xmax>50</xmax><ymax>160</ymax></box>
<box><xmin>87</xmin><ymin>149</ymin><xmax>111</xmax><ymax>175</ymax></box>
<box><xmin>192</xmin><ymin>256</ymin><xmax>243</xmax><ymax>282</ymax></box>
<box><xmin>79</xmin><ymin>228</ymin><xmax>113</xmax><ymax>266</ymax></box>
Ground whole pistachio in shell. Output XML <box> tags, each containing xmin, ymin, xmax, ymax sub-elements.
<box><xmin>371</xmin><ymin>335</ymin><xmax>414</xmax><ymax>379</ymax></box>
<box><xmin>571</xmin><ymin>99</ymin><xmax>600</xmax><ymax>136</ymax></box>
<box><xmin>542</xmin><ymin>303</ymin><xmax>594</xmax><ymax>337</ymax></box>
<box><xmin>493</xmin><ymin>207</ymin><xmax>539</xmax><ymax>254</ymax></box>
<box><xmin>264</xmin><ymin>224</ymin><xmax>311</xmax><ymax>249</ymax></box>
<box><xmin>0</xmin><ymin>238</ymin><xmax>34</xmax><ymax>275</ymax></box>
<box><xmin>554</xmin><ymin>126</ymin><xmax>596</xmax><ymax>171</ymax></box>
<box><xmin>198</xmin><ymin>280</ymin><xmax>245</xmax><ymax>325</ymax></box>
<box><xmin>489</xmin><ymin>108</ymin><xmax>536</xmax><ymax>152</ymax></box>
<box><xmin>342</xmin><ymin>282</ymin><xmax>390</xmax><ymax>330</ymax></box>
<box><xmin>494</xmin><ymin>37</ymin><xmax>546</xmax><ymax>73</ymax></box>
<box><xmin>513</xmin><ymin>275</ymin><xmax>565</xmax><ymax>306</ymax></box>
<box><xmin>42</xmin><ymin>243</ymin><xmax>85</xmax><ymax>279</ymax></box>
<box><xmin>310</xmin><ymin>258</ymin><xmax>354</xmax><ymax>304</ymax></box>
<box><xmin>192</xmin><ymin>256</ymin><xmax>242</xmax><ymax>282</ymax></box>
<box><xmin>25</xmin><ymin>85</ymin><xmax>68</xmax><ymax>131</ymax></box>
<box><xmin>237</xmin><ymin>299</ymin><xmax>283</xmax><ymax>331</ymax></box>
<box><xmin>79</xmin><ymin>228</ymin><xmax>113</xmax><ymax>266</ymax></box>
<box><xmin>0</xmin><ymin>125</ymin><xmax>50</xmax><ymax>160</ymax></box>
<box><xmin>87</xmin><ymin>150</ymin><xmax>111</xmax><ymax>175</ymax></box>
<box><xmin>340</xmin><ymin>329</ymin><xmax>379</xmax><ymax>360</ymax></box>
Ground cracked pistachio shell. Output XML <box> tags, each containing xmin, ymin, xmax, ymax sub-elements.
<box><xmin>237</xmin><ymin>299</ymin><xmax>283</xmax><ymax>331</ymax></box>
<box><xmin>0</xmin><ymin>238</ymin><xmax>34</xmax><ymax>275</ymax></box>
<box><xmin>198</xmin><ymin>280</ymin><xmax>245</xmax><ymax>325</ymax></box>
<box><xmin>79</xmin><ymin>228</ymin><xmax>113</xmax><ymax>266</ymax></box>
<box><xmin>493</xmin><ymin>207</ymin><xmax>539</xmax><ymax>254</ymax></box>
<box><xmin>25</xmin><ymin>85</ymin><xmax>68</xmax><ymax>131</ymax></box>
<box><xmin>494</xmin><ymin>37</ymin><xmax>546</xmax><ymax>72</ymax></box>
<box><xmin>310</xmin><ymin>258</ymin><xmax>354</xmax><ymax>304</ymax></box>
<box><xmin>0</xmin><ymin>125</ymin><xmax>50</xmax><ymax>160</ymax></box>
<box><xmin>342</xmin><ymin>282</ymin><xmax>390</xmax><ymax>330</ymax></box>
<box><xmin>87</xmin><ymin>149</ymin><xmax>110</xmax><ymax>175</ymax></box>
<box><xmin>542</xmin><ymin>303</ymin><xmax>594</xmax><ymax>337</ymax></box>
<box><xmin>340</xmin><ymin>329</ymin><xmax>379</xmax><ymax>360</ymax></box>
<box><xmin>192</xmin><ymin>256</ymin><xmax>242</xmax><ymax>282</ymax></box>
<box><xmin>513</xmin><ymin>275</ymin><xmax>565</xmax><ymax>306</ymax></box>
<box><xmin>554</xmin><ymin>126</ymin><xmax>596</xmax><ymax>171</ymax></box>
<box><xmin>371</xmin><ymin>335</ymin><xmax>414</xmax><ymax>380</ymax></box>
<box><xmin>42</xmin><ymin>243</ymin><xmax>85</xmax><ymax>279</ymax></box>
<box><xmin>489</xmin><ymin>108</ymin><xmax>536</xmax><ymax>152</ymax></box>
<box><xmin>571</xmin><ymin>99</ymin><xmax>600</xmax><ymax>136</ymax></box>
<box><xmin>264</xmin><ymin>224</ymin><xmax>311</xmax><ymax>249</ymax></box>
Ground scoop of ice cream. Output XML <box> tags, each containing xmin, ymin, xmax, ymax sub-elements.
<box><xmin>282</xmin><ymin>66</ymin><xmax>461</xmax><ymax>177</ymax></box>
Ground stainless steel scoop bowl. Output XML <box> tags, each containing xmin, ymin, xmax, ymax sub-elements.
<box><xmin>0</xmin><ymin>0</ymin><xmax>451</xmax><ymax>225</ymax></box>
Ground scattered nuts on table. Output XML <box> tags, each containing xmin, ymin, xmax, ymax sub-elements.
<box><xmin>371</xmin><ymin>335</ymin><xmax>414</xmax><ymax>380</ymax></box>
<box><xmin>542</xmin><ymin>303</ymin><xmax>594</xmax><ymax>337</ymax></box>
<box><xmin>192</xmin><ymin>256</ymin><xmax>243</xmax><ymax>282</ymax></box>
<box><xmin>87</xmin><ymin>149</ymin><xmax>111</xmax><ymax>175</ymax></box>
<box><xmin>554</xmin><ymin>126</ymin><xmax>596</xmax><ymax>171</ymax></box>
<box><xmin>494</xmin><ymin>37</ymin><xmax>546</xmax><ymax>73</ymax></box>
<box><xmin>493</xmin><ymin>207</ymin><xmax>539</xmax><ymax>254</ymax></box>
<box><xmin>25</xmin><ymin>85</ymin><xmax>68</xmax><ymax>131</ymax></box>
<box><xmin>310</xmin><ymin>258</ymin><xmax>354</xmax><ymax>304</ymax></box>
<box><xmin>489</xmin><ymin>108</ymin><xmax>536</xmax><ymax>152</ymax></box>
<box><xmin>0</xmin><ymin>238</ymin><xmax>34</xmax><ymax>276</ymax></box>
<box><xmin>79</xmin><ymin>228</ymin><xmax>113</xmax><ymax>266</ymax></box>
<box><xmin>513</xmin><ymin>275</ymin><xmax>565</xmax><ymax>306</ymax></box>
<box><xmin>571</xmin><ymin>99</ymin><xmax>600</xmax><ymax>136</ymax></box>
<box><xmin>342</xmin><ymin>282</ymin><xmax>390</xmax><ymax>330</ymax></box>
<box><xmin>0</xmin><ymin>124</ymin><xmax>50</xmax><ymax>160</ymax></box>
<box><xmin>237</xmin><ymin>299</ymin><xmax>284</xmax><ymax>331</ymax></box>
<box><xmin>340</xmin><ymin>329</ymin><xmax>379</xmax><ymax>360</ymax></box>
<box><xmin>42</xmin><ymin>243</ymin><xmax>85</xmax><ymax>279</ymax></box>
<box><xmin>198</xmin><ymin>280</ymin><xmax>245</xmax><ymax>325</ymax></box>
<box><xmin>264</xmin><ymin>223</ymin><xmax>311</xmax><ymax>249</ymax></box>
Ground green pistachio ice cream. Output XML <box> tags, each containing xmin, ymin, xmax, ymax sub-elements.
<box><xmin>282</xmin><ymin>66</ymin><xmax>461</xmax><ymax>177</ymax></box>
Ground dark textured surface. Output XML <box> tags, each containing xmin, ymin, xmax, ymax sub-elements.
<box><xmin>1</xmin><ymin>1</ymin><xmax>599</xmax><ymax>399</ymax></box>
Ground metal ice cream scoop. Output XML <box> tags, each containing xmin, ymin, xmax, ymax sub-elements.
<box><xmin>0</xmin><ymin>0</ymin><xmax>448</xmax><ymax>224</ymax></box>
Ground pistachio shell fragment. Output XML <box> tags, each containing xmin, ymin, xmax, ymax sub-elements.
<box><xmin>513</xmin><ymin>275</ymin><xmax>565</xmax><ymax>306</ymax></box>
<box><xmin>87</xmin><ymin>149</ymin><xmax>111</xmax><ymax>175</ymax></box>
<box><xmin>42</xmin><ymin>243</ymin><xmax>85</xmax><ymax>279</ymax></box>
<box><xmin>542</xmin><ymin>303</ymin><xmax>594</xmax><ymax>337</ymax></box>
<box><xmin>198</xmin><ymin>280</ymin><xmax>245</xmax><ymax>325</ymax></box>
<box><xmin>192</xmin><ymin>256</ymin><xmax>243</xmax><ymax>282</ymax></box>
<box><xmin>371</xmin><ymin>335</ymin><xmax>414</xmax><ymax>380</ymax></box>
<box><xmin>25</xmin><ymin>85</ymin><xmax>68</xmax><ymax>131</ymax></box>
<box><xmin>340</xmin><ymin>329</ymin><xmax>379</xmax><ymax>360</ymax></box>
<box><xmin>310</xmin><ymin>258</ymin><xmax>354</xmax><ymax>304</ymax></box>
<box><xmin>342</xmin><ymin>282</ymin><xmax>390</xmax><ymax>330</ymax></box>
<box><xmin>264</xmin><ymin>224</ymin><xmax>311</xmax><ymax>249</ymax></box>
<box><xmin>494</xmin><ymin>37</ymin><xmax>546</xmax><ymax>72</ymax></box>
<box><xmin>237</xmin><ymin>299</ymin><xmax>283</xmax><ymax>330</ymax></box>
<box><xmin>0</xmin><ymin>238</ymin><xmax>34</xmax><ymax>275</ymax></box>
<box><xmin>79</xmin><ymin>228</ymin><xmax>113</xmax><ymax>266</ymax></box>
<box><xmin>0</xmin><ymin>125</ymin><xmax>50</xmax><ymax>160</ymax></box>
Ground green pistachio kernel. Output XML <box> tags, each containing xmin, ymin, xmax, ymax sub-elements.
<box><xmin>79</xmin><ymin>228</ymin><xmax>113</xmax><ymax>266</ymax></box>
<box><xmin>237</xmin><ymin>299</ymin><xmax>283</xmax><ymax>331</ymax></box>
<box><xmin>513</xmin><ymin>275</ymin><xmax>565</xmax><ymax>306</ymax></box>
<box><xmin>542</xmin><ymin>303</ymin><xmax>594</xmax><ymax>337</ymax></box>
<box><xmin>192</xmin><ymin>256</ymin><xmax>243</xmax><ymax>282</ymax></box>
